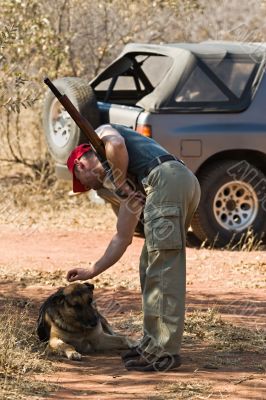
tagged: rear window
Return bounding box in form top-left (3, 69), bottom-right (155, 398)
top-left (205, 59), bottom-right (255, 97)
top-left (135, 55), bottom-right (173, 87)
top-left (175, 57), bottom-right (256, 105)
top-left (175, 66), bottom-right (228, 102)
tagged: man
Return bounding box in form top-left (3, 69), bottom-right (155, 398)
top-left (66, 123), bottom-right (201, 372)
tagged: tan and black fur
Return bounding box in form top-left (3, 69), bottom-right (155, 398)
top-left (37, 283), bottom-right (134, 360)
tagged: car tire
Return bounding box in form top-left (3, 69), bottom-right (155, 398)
top-left (186, 231), bottom-right (203, 248)
top-left (191, 160), bottom-right (266, 247)
top-left (43, 77), bottom-right (100, 164)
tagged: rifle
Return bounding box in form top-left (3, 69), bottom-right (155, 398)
top-left (44, 77), bottom-right (132, 198)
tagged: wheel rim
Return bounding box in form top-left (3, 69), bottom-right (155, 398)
top-left (49, 98), bottom-right (72, 147)
top-left (213, 180), bottom-right (259, 231)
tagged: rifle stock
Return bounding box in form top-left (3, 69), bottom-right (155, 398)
top-left (44, 77), bottom-right (139, 199)
top-left (44, 77), bottom-right (108, 167)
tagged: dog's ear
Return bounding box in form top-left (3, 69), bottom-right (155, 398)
top-left (51, 287), bottom-right (65, 305)
top-left (84, 282), bottom-right (94, 291)
top-left (56, 293), bottom-right (65, 305)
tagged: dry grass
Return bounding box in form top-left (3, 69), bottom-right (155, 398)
top-left (0, 267), bottom-right (67, 287)
top-left (114, 312), bottom-right (143, 335)
top-left (0, 166), bottom-right (116, 232)
top-left (200, 228), bottom-right (265, 251)
top-left (113, 306), bottom-right (265, 357)
top-left (0, 303), bottom-right (56, 400)
top-left (0, 267), bottom-right (136, 289)
top-left (224, 228), bottom-right (265, 251)
top-left (1, 264), bottom-right (264, 356)
top-left (184, 308), bottom-right (266, 353)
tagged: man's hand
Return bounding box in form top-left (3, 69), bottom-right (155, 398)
top-left (67, 266), bottom-right (96, 282)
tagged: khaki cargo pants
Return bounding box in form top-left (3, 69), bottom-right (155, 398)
top-left (139, 160), bottom-right (201, 356)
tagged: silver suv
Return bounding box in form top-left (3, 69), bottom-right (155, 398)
top-left (43, 41), bottom-right (266, 246)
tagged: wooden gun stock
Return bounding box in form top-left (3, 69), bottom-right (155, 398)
top-left (44, 77), bottom-right (108, 168)
top-left (44, 77), bottom-right (139, 199)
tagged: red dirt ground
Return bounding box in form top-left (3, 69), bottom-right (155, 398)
top-left (0, 224), bottom-right (265, 400)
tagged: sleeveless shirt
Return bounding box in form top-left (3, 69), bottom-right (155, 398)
top-left (106, 124), bottom-right (169, 182)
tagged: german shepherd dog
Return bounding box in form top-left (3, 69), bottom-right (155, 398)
top-left (37, 283), bottom-right (134, 360)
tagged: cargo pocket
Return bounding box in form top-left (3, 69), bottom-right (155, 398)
top-left (144, 205), bottom-right (183, 251)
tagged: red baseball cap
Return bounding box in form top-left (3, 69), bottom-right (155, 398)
top-left (67, 143), bottom-right (92, 193)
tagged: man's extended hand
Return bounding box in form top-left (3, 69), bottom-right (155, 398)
top-left (67, 266), bottom-right (96, 282)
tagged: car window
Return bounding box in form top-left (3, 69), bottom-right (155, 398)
top-left (94, 75), bottom-right (144, 90)
top-left (136, 55), bottom-right (173, 87)
top-left (95, 55), bottom-right (172, 91)
top-left (115, 76), bottom-right (145, 90)
top-left (175, 66), bottom-right (228, 102)
top-left (175, 58), bottom-right (256, 104)
top-left (95, 78), bottom-right (112, 90)
top-left (205, 59), bottom-right (255, 97)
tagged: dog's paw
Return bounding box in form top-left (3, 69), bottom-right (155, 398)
top-left (66, 351), bottom-right (82, 361)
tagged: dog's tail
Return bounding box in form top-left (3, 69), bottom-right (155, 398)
top-left (37, 300), bottom-right (50, 342)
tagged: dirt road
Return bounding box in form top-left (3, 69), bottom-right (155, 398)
top-left (0, 216), bottom-right (265, 400)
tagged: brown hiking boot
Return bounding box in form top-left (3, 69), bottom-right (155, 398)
top-left (124, 352), bottom-right (181, 372)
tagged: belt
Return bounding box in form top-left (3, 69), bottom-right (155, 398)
top-left (143, 154), bottom-right (185, 178)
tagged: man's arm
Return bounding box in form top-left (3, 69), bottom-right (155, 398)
top-left (66, 198), bottom-right (143, 282)
top-left (97, 125), bottom-right (129, 188)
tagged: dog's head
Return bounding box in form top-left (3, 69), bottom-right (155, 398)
top-left (54, 282), bottom-right (99, 329)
